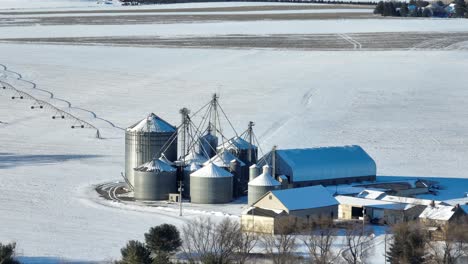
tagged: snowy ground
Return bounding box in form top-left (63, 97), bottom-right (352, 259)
top-left (0, 1), bottom-right (467, 263)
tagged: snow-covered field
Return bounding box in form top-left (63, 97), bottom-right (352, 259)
top-left (0, 1), bottom-right (468, 263)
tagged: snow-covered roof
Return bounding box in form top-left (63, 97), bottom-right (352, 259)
top-left (219, 136), bottom-right (257, 151)
top-left (273, 145), bottom-right (376, 182)
top-left (419, 205), bottom-right (459, 221)
top-left (269, 185), bottom-right (338, 211)
top-left (335, 195), bottom-right (415, 210)
top-left (190, 163), bottom-right (233, 178)
top-left (357, 189), bottom-right (387, 200)
top-left (127, 113), bottom-right (176, 133)
top-left (184, 161), bottom-right (201, 172)
top-left (381, 196), bottom-right (446, 207)
top-left (184, 151), bottom-right (209, 165)
top-left (443, 197), bottom-right (468, 214)
top-left (249, 165), bottom-right (281, 187)
top-left (159, 154), bottom-right (174, 166)
top-left (444, 197), bottom-right (468, 206)
top-left (204, 149), bottom-right (246, 167)
top-left (134, 158), bottom-right (176, 173)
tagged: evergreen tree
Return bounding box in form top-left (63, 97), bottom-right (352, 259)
top-left (117, 240), bottom-right (152, 264)
top-left (0, 243), bottom-right (20, 264)
top-left (144, 224), bottom-right (181, 256)
top-left (422, 7), bottom-right (432, 17)
top-left (374, 1), bottom-right (385, 15)
top-left (401, 3), bottom-right (409, 17)
top-left (387, 222), bottom-right (427, 264)
top-left (455, 0), bottom-right (467, 17)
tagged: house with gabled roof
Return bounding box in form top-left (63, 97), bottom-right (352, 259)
top-left (241, 185), bottom-right (338, 234)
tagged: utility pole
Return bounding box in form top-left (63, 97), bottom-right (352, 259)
top-left (247, 121), bottom-right (255, 164)
top-left (211, 93), bottom-right (218, 137)
top-left (179, 108), bottom-right (190, 158)
top-left (272, 145), bottom-right (277, 179)
top-left (175, 160), bottom-right (184, 217)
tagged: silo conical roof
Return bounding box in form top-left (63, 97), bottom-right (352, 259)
top-left (204, 149), bottom-right (246, 167)
top-left (184, 161), bottom-right (201, 172)
top-left (219, 136), bottom-right (257, 151)
top-left (190, 163), bottom-right (233, 178)
top-left (135, 159), bottom-right (176, 172)
top-left (184, 151), bottom-right (209, 165)
top-left (159, 154), bottom-right (174, 166)
top-left (248, 165), bottom-right (280, 187)
top-left (127, 113), bottom-right (176, 133)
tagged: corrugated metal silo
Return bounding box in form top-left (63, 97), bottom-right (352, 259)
top-left (133, 158), bottom-right (177, 200)
top-left (219, 136), bottom-right (258, 165)
top-left (190, 163), bottom-right (233, 204)
top-left (182, 161), bottom-right (201, 198)
top-left (198, 130), bottom-right (218, 158)
top-left (248, 165), bottom-right (281, 205)
top-left (125, 113), bottom-right (177, 187)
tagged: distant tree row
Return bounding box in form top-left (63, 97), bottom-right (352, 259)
top-left (374, 0), bottom-right (468, 18)
top-left (116, 216), bottom-right (468, 264)
top-left (122, 0), bottom-right (379, 6)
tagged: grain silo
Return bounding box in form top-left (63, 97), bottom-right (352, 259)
top-left (184, 150), bottom-right (209, 165)
top-left (125, 113), bottom-right (177, 187)
top-left (198, 129), bottom-right (218, 158)
top-left (204, 149), bottom-right (246, 168)
top-left (182, 161), bottom-right (201, 198)
top-left (248, 165), bottom-right (281, 205)
top-left (219, 136), bottom-right (258, 165)
top-left (190, 163), bottom-right (233, 204)
top-left (133, 158), bottom-right (177, 201)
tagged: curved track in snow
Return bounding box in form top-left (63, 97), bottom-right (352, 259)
top-left (0, 64), bottom-right (124, 131)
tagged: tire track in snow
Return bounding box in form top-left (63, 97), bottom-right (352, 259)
top-left (338, 33), bottom-right (362, 49)
top-left (0, 64), bottom-right (124, 130)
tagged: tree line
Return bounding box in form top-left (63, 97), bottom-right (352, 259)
top-left (122, 0), bottom-right (379, 6)
top-left (2, 216), bottom-right (467, 263)
top-left (374, 0), bottom-right (468, 18)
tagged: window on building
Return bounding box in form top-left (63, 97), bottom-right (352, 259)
top-left (269, 195), bottom-right (272, 200)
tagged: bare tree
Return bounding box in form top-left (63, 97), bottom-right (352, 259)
top-left (261, 217), bottom-right (299, 264)
top-left (302, 219), bottom-right (342, 264)
top-left (181, 217), bottom-right (241, 264)
top-left (342, 223), bottom-right (374, 264)
top-left (426, 218), bottom-right (468, 264)
top-left (235, 230), bottom-right (259, 264)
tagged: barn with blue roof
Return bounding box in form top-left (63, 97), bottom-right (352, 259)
top-left (258, 145), bottom-right (376, 187)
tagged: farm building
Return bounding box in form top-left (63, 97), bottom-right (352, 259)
top-left (335, 195), bottom-right (426, 225)
top-left (355, 179), bottom-right (430, 196)
top-left (259, 145), bottom-right (376, 187)
top-left (242, 185), bottom-right (338, 234)
top-left (419, 204), bottom-right (466, 227)
top-left (357, 189), bottom-right (448, 207)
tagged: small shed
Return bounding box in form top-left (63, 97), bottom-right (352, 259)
top-left (336, 195), bottom-right (425, 225)
top-left (419, 205), bottom-right (466, 227)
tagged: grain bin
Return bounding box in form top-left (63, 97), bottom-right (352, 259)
top-left (182, 161), bottom-right (201, 198)
top-left (204, 149), bottom-right (246, 168)
top-left (133, 158), bottom-right (177, 201)
top-left (198, 129), bottom-right (218, 158)
top-left (219, 136), bottom-right (258, 165)
top-left (125, 113), bottom-right (177, 187)
top-left (190, 163), bottom-right (233, 204)
top-left (248, 165), bottom-right (281, 205)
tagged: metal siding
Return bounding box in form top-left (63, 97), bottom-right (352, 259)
top-left (133, 170), bottom-right (177, 200)
top-left (125, 131), bottom-right (177, 186)
top-left (190, 176), bottom-right (233, 204)
top-left (248, 185), bottom-right (280, 205)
